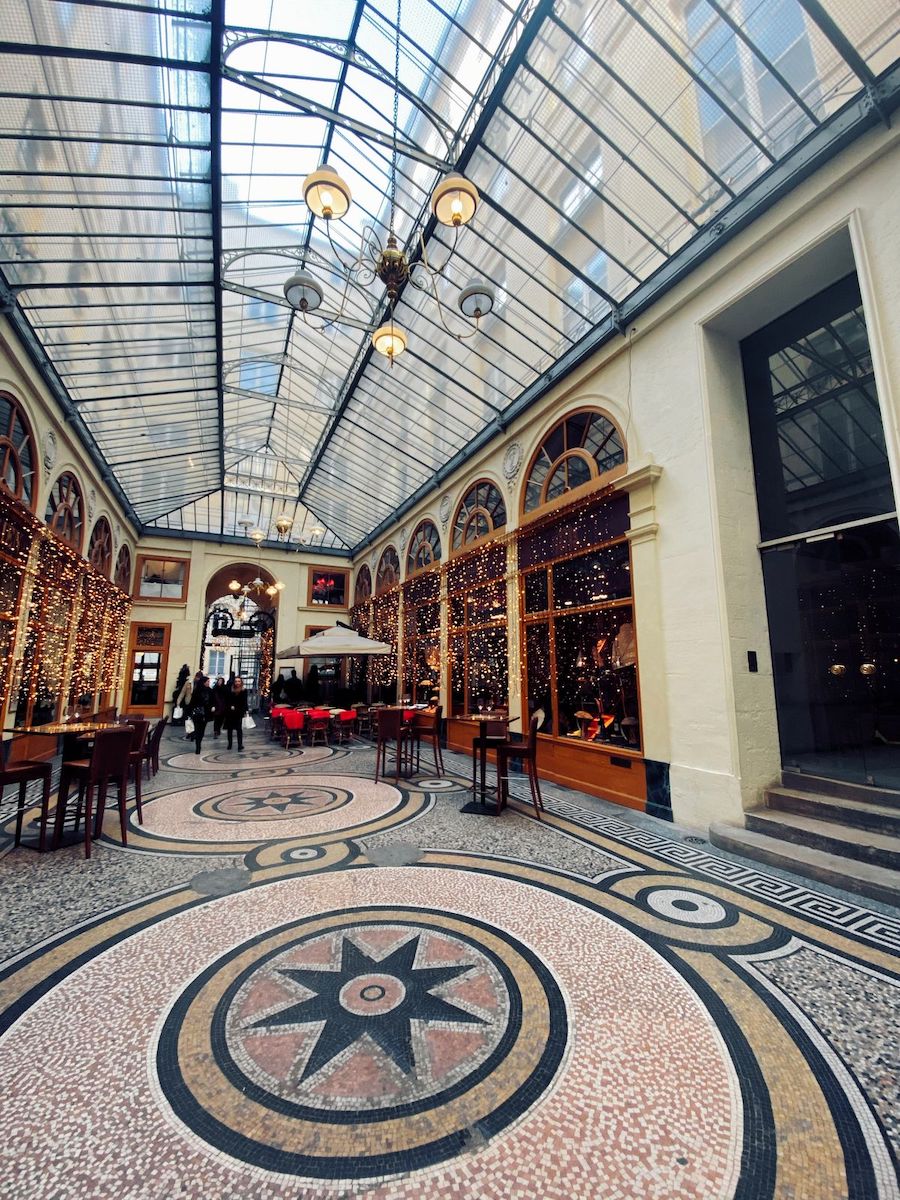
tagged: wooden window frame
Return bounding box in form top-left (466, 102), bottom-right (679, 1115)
top-left (87, 516), bottom-right (113, 578)
top-left (520, 407), bottom-right (628, 524)
top-left (406, 520), bottom-right (442, 577)
top-left (0, 391), bottom-right (39, 512)
top-left (133, 554), bottom-right (191, 604)
top-left (375, 545), bottom-right (400, 594)
top-left (125, 621), bottom-right (171, 718)
top-left (45, 470), bottom-right (85, 553)
top-left (451, 479), bottom-right (507, 554)
top-left (307, 566), bottom-right (350, 608)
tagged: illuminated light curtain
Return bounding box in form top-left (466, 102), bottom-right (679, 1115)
top-left (370, 589), bottom-right (400, 700)
top-left (446, 542), bottom-right (508, 716)
top-left (0, 488), bottom-right (131, 728)
top-left (402, 570), bottom-right (441, 703)
top-left (518, 492), bottom-right (640, 748)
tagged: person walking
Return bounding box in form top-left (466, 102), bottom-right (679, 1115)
top-left (186, 674), bottom-right (213, 755)
top-left (211, 676), bottom-right (227, 737)
top-left (224, 676), bottom-right (249, 751)
top-left (175, 669), bottom-right (196, 739)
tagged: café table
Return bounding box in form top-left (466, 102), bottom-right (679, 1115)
top-left (455, 713), bottom-right (516, 811)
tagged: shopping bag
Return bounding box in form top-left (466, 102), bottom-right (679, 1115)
top-left (173, 705), bottom-right (184, 720)
top-left (184, 717), bottom-right (195, 734)
top-left (242, 714), bottom-right (256, 731)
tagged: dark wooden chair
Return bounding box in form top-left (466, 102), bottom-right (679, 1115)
top-left (142, 717), bottom-right (168, 778)
top-left (54, 725), bottom-right (134, 857)
top-left (495, 714), bottom-right (543, 820)
top-left (354, 706), bottom-right (373, 738)
top-left (412, 705), bottom-right (444, 775)
top-left (374, 708), bottom-right (412, 784)
top-left (118, 716), bottom-right (148, 823)
top-left (0, 738), bottom-right (53, 852)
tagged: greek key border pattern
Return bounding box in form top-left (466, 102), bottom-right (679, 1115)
top-left (539, 796), bottom-right (900, 953)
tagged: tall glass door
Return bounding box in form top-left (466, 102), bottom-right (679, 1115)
top-left (743, 273), bottom-right (899, 789)
top-left (761, 519), bottom-right (900, 787)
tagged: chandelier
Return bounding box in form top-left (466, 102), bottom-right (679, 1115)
top-left (281, 0), bottom-right (494, 364)
top-left (229, 520), bottom-right (287, 602)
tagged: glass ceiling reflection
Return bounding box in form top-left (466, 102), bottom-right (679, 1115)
top-left (1, 0), bottom-right (898, 551)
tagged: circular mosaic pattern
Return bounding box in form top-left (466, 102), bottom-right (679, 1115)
top-left (196, 785), bottom-right (353, 823)
top-left (644, 888), bottom-right (733, 926)
top-left (417, 777), bottom-right (467, 792)
top-left (158, 907), bottom-right (565, 1177)
top-left (133, 776), bottom-right (409, 847)
top-left (164, 744), bottom-right (333, 773)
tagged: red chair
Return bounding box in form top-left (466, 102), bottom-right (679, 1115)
top-left (495, 714), bottom-right (543, 820)
top-left (335, 710), bottom-right (356, 744)
top-left (374, 709), bottom-right (412, 784)
top-left (281, 709), bottom-right (305, 749)
top-left (411, 705), bottom-right (444, 775)
top-left (306, 709), bottom-right (331, 747)
top-left (0, 738), bottom-right (52, 853)
top-left (54, 726), bottom-right (134, 857)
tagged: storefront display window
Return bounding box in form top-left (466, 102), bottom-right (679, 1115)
top-left (402, 571), bottom-right (440, 702)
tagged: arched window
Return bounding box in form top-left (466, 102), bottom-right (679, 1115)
top-left (375, 545), bottom-right (400, 594)
top-left (355, 564), bottom-right (372, 603)
top-left (87, 517), bottom-right (113, 577)
top-left (523, 409), bottom-right (625, 514)
top-left (406, 520), bottom-right (441, 575)
top-left (114, 543), bottom-right (132, 593)
top-left (45, 471), bottom-right (85, 551)
top-left (0, 392), bottom-right (38, 510)
top-left (452, 480), bottom-right (506, 550)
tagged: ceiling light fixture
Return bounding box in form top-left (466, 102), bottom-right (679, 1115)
top-left (283, 0), bottom-right (493, 364)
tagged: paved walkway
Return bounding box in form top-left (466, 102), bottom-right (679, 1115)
top-left (1, 729), bottom-right (898, 1198)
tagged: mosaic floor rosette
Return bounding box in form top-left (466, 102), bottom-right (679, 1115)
top-left (0, 732), bottom-right (898, 1199)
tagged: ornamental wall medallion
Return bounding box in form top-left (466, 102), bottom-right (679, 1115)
top-left (502, 441), bottom-right (522, 483)
top-left (42, 429), bottom-right (57, 472)
top-left (399, 525), bottom-right (409, 549)
top-left (87, 487), bottom-right (97, 521)
top-left (439, 494), bottom-right (451, 527)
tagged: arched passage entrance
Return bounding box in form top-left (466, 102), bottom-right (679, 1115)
top-left (202, 564), bottom-right (280, 710)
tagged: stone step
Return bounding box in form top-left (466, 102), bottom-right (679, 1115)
top-left (709, 821), bottom-right (900, 908)
top-left (744, 807), bottom-right (900, 871)
top-left (781, 770), bottom-right (900, 808)
top-left (765, 786), bottom-right (900, 837)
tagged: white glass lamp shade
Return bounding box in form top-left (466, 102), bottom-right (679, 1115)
top-left (265, 585), bottom-right (278, 597)
top-left (431, 173), bottom-right (479, 227)
top-left (458, 280), bottom-right (495, 319)
top-left (227, 579), bottom-right (241, 591)
top-left (249, 527), bottom-right (265, 544)
top-left (302, 165), bottom-right (351, 220)
top-left (372, 323), bottom-right (408, 359)
top-left (274, 512), bottom-right (294, 536)
top-left (274, 580), bottom-right (286, 591)
top-left (284, 272), bottom-right (323, 312)
top-left (309, 525), bottom-right (325, 542)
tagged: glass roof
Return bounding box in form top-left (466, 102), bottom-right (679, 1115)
top-left (1, 0), bottom-right (898, 552)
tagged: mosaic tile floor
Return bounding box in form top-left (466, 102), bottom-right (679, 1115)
top-left (1, 729), bottom-right (898, 1199)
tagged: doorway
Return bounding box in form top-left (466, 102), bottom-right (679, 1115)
top-left (743, 273), bottom-right (900, 789)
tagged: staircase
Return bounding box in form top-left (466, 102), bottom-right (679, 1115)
top-left (710, 771), bottom-right (900, 907)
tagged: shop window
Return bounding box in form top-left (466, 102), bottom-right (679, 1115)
top-left (522, 409), bottom-right (625, 514)
top-left (45, 471), bottom-right (85, 552)
top-left (452, 480), bottom-right (506, 551)
top-left (0, 392), bottom-right (38, 511)
top-left (375, 545), bottom-right (400, 594)
top-left (87, 516), bottom-right (113, 578)
top-left (406, 520), bottom-right (442, 575)
top-left (308, 567), bottom-right (348, 607)
top-left (520, 495), bottom-right (639, 749)
top-left (114, 544), bottom-right (132, 593)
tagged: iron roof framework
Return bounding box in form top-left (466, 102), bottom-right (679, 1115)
top-left (0, 0), bottom-right (898, 556)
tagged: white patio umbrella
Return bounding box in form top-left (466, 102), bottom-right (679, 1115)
top-left (276, 624), bottom-right (391, 658)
